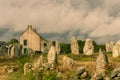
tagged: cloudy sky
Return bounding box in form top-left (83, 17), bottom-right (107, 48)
top-left (0, 0), bottom-right (120, 43)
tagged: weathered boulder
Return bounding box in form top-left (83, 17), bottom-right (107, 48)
top-left (24, 62), bottom-right (33, 75)
top-left (63, 56), bottom-right (74, 68)
top-left (111, 68), bottom-right (120, 79)
top-left (70, 37), bottom-right (79, 55)
top-left (106, 42), bottom-right (115, 52)
top-left (27, 48), bottom-right (34, 55)
top-left (47, 46), bottom-right (57, 67)
top-left (83, 39), bottom-right (94, 55)
top-left (73, 67), bottom-right (89, 80)
top-left (4, 65), bottom-right (17, 73)
top-left (55, 41), bottom-right (61, 54)
top-left (76, 67), bottom-right (85, 76)
top-left (34, 55), bottom-right (44, 70)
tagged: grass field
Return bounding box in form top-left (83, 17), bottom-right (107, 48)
top-left (0, 53), bottom-right (120, 80)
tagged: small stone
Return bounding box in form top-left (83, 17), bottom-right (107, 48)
top-left (80, 71), bottom-right (88, 79)
top-left (76, 67), bottom-right (85, 75)
top-left (24, 63), bottom-right (32, 75)
top-left (114, 77), bottom-right (120, 80)
top-left (104, 76), bottom-right (111, 80)
top-left (91, 73), bottom-right (103, 80)
top-left (111, 68), bottom-right (120, 78)
top-left (117, 73), bottom-right (120, 77)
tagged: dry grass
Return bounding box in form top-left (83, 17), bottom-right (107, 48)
top-left (0, 53), bottom-right (120, 80)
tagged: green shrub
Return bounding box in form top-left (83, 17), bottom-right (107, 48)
top-left (15, 55), bottom-right (31, 72)
top-left (60, 43), bottom-right (71, 54)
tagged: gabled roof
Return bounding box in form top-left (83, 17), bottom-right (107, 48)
top-left (20, 25), bottom-right (48, 42)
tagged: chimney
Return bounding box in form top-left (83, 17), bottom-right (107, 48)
top-left (28, 25), bottom-right (32, 30)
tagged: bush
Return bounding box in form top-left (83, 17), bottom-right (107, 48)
top-left (15, 55), bottom-right (31, 72)
top-left (7, 38), bottom-right (19, 45)
top-left (60, 43), bottom-right (71, 54)
top-left (78, 40), bottom-right (85, 53)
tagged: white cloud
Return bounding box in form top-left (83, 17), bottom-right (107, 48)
top-left (0, 0), bottom-right (120, 43)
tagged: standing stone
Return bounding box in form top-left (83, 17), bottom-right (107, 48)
top-left (70, 37), bottom-right (79, 55)
top-left (96, 49), bottom-right (109, 74)
top-left (83, 39), bottom-right (94, 55)
top-left (8, 45), bottom-right (13, 56)
top-left (10, 43), bottom-right (22, 58)
top-left (55, 41), bottom-right (61, 54)
top-left (112, 45), bottom-right (120, 58)
top-left (112, 40), bottom-right (120, 58)
top-left (91, 49), bottom-right (109, 80)
top-left (47, 46), bottom-right (57, 67)
top-left (106, 42), bottom-right (115, 52)
top-left (47, 40), bottom-right (53, 50)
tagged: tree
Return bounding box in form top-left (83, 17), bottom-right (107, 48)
top-left (78, 40), bottom-right (85, 53)
top-left (60, 43), bottom-right (71, 54)
top-left (7, 38), bottom-right (19, 45)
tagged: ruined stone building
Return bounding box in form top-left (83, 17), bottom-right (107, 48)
top-left (20, 25), bottom-right (48, 54)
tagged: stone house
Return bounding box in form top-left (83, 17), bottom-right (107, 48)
top-left (20, 25), bottom-right (48, 54)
